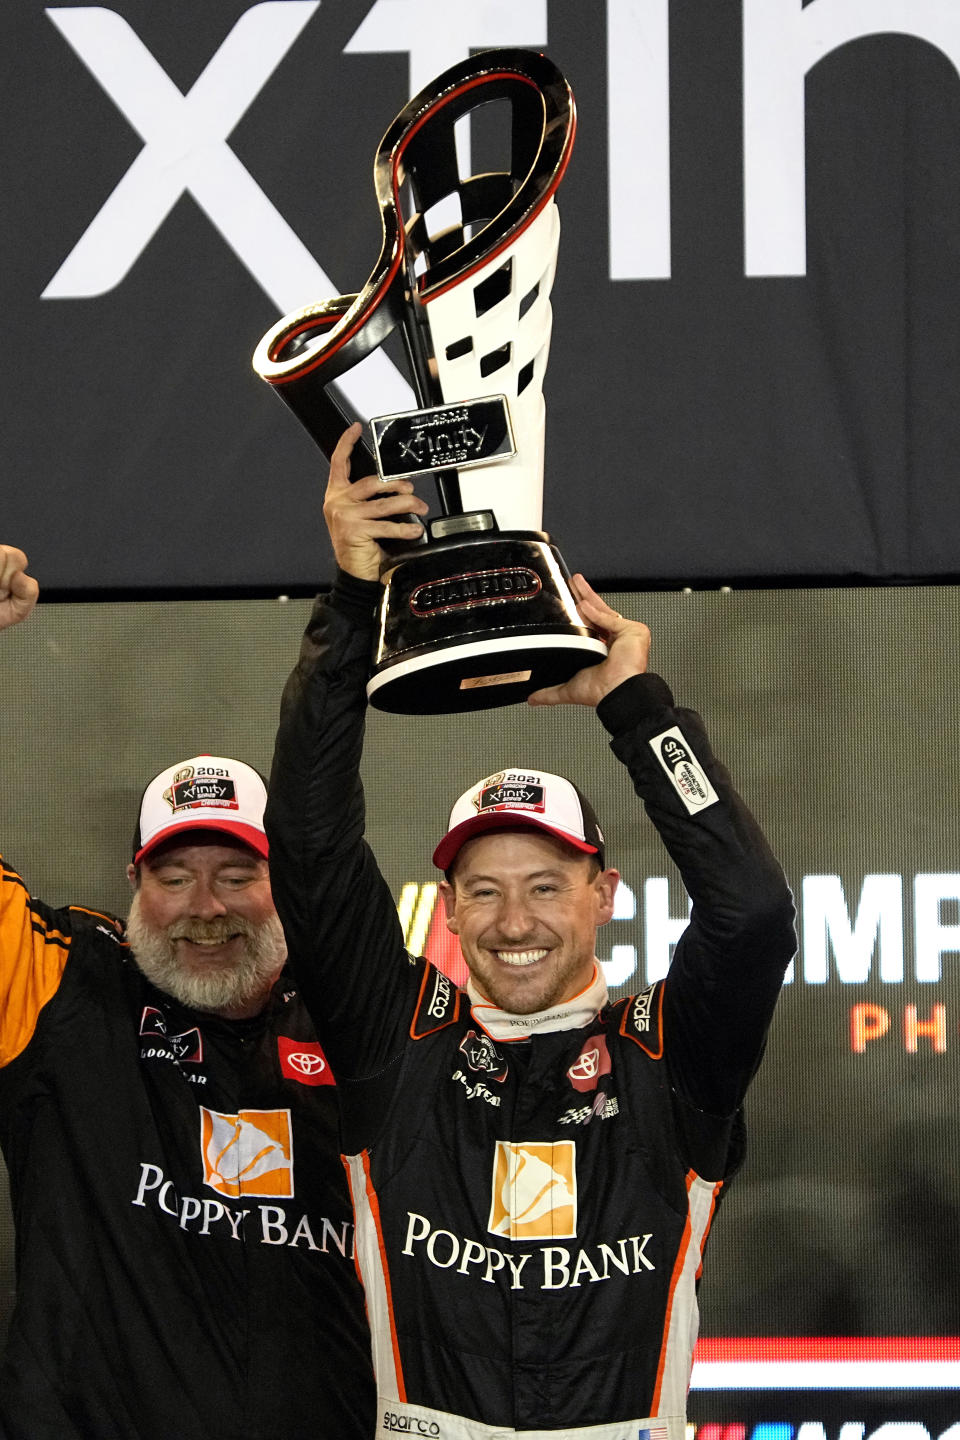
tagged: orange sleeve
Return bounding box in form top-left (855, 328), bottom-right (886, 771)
top-left (0, 855), bottom-right (72, 1066)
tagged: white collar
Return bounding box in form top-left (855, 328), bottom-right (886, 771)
top-left (467, 963), bottom-right (608, 1041)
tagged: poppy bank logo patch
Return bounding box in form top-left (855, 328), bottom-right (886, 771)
top-left (200, 1107), bottom-right (294, 1199)
top-left (488, 1140), bottom-right (577, 1241)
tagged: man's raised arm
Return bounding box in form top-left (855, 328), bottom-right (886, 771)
top-left (532, 575), bottom-right (796, 1124)
top-left (265, 429), bottom-right (430, 1078)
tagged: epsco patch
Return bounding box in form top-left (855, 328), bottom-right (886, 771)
top-left (649, 726), bottom-right (719, 815)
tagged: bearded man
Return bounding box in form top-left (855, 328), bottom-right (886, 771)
top-left (0, 544), bottom-right (374, 1440)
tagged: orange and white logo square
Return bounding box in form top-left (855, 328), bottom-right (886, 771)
top-left (200, 1107), bottom-right (294, 1199)
top-left (488, 1140), bottom-right (577, 1241)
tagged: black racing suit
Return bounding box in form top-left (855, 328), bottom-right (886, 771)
top-left (265, 575), bottom-right (796, 1436)
top-left (0, 862), bottom-right (375, 1439)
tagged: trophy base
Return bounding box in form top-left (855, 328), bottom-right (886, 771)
top-left (367, 632), bottom-right (607, 714)
top-left (367, 530), bottom-right (607, 714)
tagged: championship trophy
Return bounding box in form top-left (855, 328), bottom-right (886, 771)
top-left (253, 49), bottom-right (606, 714)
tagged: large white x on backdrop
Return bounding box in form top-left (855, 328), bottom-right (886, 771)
top-left (3, 0), bottom-right (960, 590)
top-left (2, 2), bottom-right (960, 1435)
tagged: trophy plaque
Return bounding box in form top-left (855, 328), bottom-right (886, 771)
top-left (253, 48), bottom-right (606, 714)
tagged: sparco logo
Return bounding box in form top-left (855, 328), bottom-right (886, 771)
top-left (632, 988), bottom-right (654, 1034)
top-left (382, 1413), bottom-right (440, 1436)
top-left (427, 971), bottom-right (452, 1020)
top-left (410, 567), bottom-right (541, 617)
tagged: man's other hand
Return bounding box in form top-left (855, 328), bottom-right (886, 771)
top-left (527, 575), bottom-right (651, 708)
top-left (0, 547), bottom-right (39, 631)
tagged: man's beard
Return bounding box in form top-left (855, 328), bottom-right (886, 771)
top-left (126, 891), bottom-right (287, 1015)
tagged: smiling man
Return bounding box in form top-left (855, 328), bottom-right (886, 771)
top-left (265, 428), bottom-right (798, 1439)
top-left (436, 783), bottom-right (618, 1023)
top-left (0, 545), bottom-right (374, 1440)
top-left (125, 760), bottom-right (287, 1019)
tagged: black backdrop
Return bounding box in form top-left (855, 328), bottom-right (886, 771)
top-left (4, 0), bottom-right (960, 590)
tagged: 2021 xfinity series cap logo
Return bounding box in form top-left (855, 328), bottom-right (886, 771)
top-left (475, 771), bottom-right (546, 814)
top-left (488, 1140), bottom-right (577, 1241)
top-left (649, 727), bottom-right (719, 816)
top-left (200, 1107), bottom-right (294, 1198)
top-left (163, 762), bottom-right (239, 813)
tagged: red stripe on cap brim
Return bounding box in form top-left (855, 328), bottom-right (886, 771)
top-left (134, 820), bottom-right (269, 865)
top-left (432, 813), bottom-right (598, 871)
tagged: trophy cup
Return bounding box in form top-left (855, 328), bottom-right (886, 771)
top-left (252, 48), bottom-right (606, 714)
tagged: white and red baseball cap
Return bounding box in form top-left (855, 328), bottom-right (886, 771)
top-left (132, 755), bottom-right (269, 864)
top-left (433, 767), bottom-right (605, 872)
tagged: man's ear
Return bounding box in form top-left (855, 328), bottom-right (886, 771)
top-left (438, 879), bottom-right (460, 935)
top-left (593, 868), bottom-right (620, 927)
top-left (126, 862), bottom-right (140, 892)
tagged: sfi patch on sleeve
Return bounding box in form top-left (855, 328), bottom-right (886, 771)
top-left (649, 726), bottom-right (719, 815)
